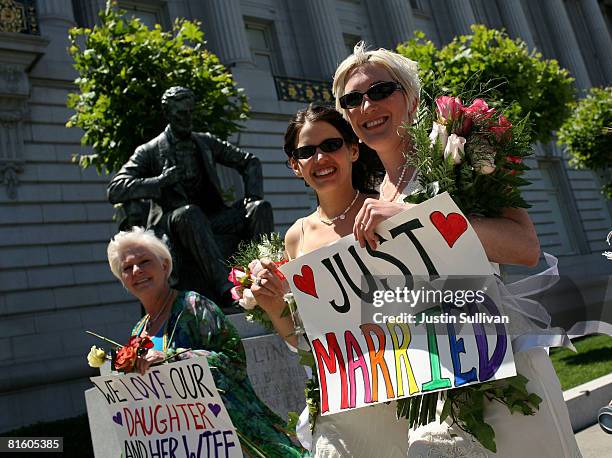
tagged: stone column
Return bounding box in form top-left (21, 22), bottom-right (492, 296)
top-left (305, 0), bottom-right (346, 79)
top-left (541, 0), bottom-right (591, 90)
top-left (444, 0), bottom-right (477, 36)
top-left (201, 0), bottom-right (254, 68)
top-left (496, 0), bottom-right (536, 49)
top-left (31, 0), bottom-right (76, 80)
top-left (73, 0), bottom-right (106, 28)
top-left (37, 0), bottom-right (76, 26)
top-left (383, 0), bottom-right (417, 45)
top-left (581, 0), bottom-right (612, 82)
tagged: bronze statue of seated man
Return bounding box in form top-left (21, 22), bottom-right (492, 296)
top-left (108, 86), bottom-right (274, 309)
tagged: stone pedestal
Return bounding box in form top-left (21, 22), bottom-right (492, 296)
top-left (242, 334), bottom-right (308, 419)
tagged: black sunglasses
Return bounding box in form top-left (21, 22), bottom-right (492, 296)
top-left (339, 81), bottom-right (403, 109)
top-left (291, 137), bottom-right (344, 160)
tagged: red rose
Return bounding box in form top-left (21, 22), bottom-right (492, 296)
top-left (464, 98), bottom-right (496, 120)
top-left (125, 335), bottom-right (153, 350)
top-left (490, 115), bottom-right (512, 142)
top-left (115, 346), bottom-right (137, 371)
top-left (126, 336), bottom-right (141, 348)
top-left (139, 336), bottom-right (153, 350)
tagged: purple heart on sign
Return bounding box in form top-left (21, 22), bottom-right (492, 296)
top-left (112, 412), bottom-right (122, 426)
top-left (208, 403), bottom-right (221, 417)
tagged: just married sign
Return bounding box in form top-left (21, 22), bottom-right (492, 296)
top-left (280, 192), bottom-right (516, 415)
top-left (89, 358), bottom-right (242, 458)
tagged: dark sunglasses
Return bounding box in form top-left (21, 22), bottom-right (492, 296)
top-left (291, 137), bottom-right (344, 160)
top-left (339, 81), bottom-right (403, 109)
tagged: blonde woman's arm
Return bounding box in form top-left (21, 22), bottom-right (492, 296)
top-left (469, 207), bottom-right (540, 267)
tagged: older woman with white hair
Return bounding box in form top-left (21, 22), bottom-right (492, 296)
top-left (106, 227), bottom-right (306, 457)
top-left (333, 44), bottom-right (581, 458)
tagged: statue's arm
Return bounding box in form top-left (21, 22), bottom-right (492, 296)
top-left (107, 147), bottom-right (164, 204)
top-left (206, 134), bottom-right (264, 200)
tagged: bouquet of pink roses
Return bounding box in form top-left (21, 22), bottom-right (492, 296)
top-left (405, 95), bottom-right (532, 217)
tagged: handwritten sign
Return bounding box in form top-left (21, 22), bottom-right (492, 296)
top-left (280, 193), bottom-right (516, 415)
top-left (90, 358), bottom-right (242, 458)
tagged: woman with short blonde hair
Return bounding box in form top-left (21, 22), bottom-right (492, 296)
top-left (333, 43), bottom-right (580, 458)
top-left (333, 42), bottom-right (420, 122)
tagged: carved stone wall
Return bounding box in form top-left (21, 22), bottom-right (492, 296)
top-left (0, 2), bottom-right (45, 199)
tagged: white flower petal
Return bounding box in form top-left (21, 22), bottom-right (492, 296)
top-left (443, 134), bottom-right (465, 165)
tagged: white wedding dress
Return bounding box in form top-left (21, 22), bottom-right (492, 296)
top-left (290, 218), bottom-right (410, 458)
top-left (293, 181), bottom-right (581, 457)
top-left (394, 183), bottom-right (582, 457)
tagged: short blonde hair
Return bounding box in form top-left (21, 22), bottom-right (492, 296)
top-left (333, 42), bottom-right (420, 120)
top-left (107, 227), bottom-right (172, 281)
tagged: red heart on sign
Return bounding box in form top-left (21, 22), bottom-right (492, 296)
top-left (430, 211), bottom-right (468, 248)
top-left (293, 265), bottom-right (318, 298)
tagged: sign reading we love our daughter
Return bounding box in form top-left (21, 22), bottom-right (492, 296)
top-left (280, 192), bottom-right (516, 415)
top-left (90, 359), bottom-right (242, 458)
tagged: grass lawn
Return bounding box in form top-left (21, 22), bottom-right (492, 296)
top-left (550, 334), bottom-right (612, 390)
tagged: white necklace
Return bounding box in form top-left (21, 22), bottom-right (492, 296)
top-left (317, 190), bottom-right (360, 225)
top-left (381, 162), bottom-right (417, 202)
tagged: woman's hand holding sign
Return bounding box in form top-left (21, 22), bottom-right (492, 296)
top-left (353, 199), bottom-right (415, 250)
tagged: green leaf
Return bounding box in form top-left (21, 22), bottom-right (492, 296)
top-left (286, 411), bottom-right (299, 433)
top-left (66, 3), bottom-right (249, 172)
top-left (440, 397), bottom-right (452, 422)
top-left (397, 25), bottom-right (575, 144)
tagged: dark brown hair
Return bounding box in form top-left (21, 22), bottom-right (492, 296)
top-left (284, 104), bottom-right (384, 193)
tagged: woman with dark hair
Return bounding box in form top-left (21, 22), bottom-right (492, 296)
top-left (251, 104), bottom-right (409, 457)
top-left (253, 104), bottom-right (384, 348)
top-left (283, 103), bottom-right (385, 195)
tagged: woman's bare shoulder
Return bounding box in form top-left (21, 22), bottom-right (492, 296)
top-left (284, 213), bottom-right (314, 259)
top-left (284, 218), bottom-right (302, 260)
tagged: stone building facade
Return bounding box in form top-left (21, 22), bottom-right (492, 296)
top-left (0, 0), bottom-right (611, 432)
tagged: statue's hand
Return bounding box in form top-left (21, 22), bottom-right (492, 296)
top-left (243, 196), bottom-right (260, 208)
top-left (158, 165), bottom-right (181, 186)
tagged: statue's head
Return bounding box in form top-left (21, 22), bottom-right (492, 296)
top-left (161, 86), bottom-right (195, 139)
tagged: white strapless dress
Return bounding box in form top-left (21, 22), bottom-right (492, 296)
top-left (408, 347), bottom-right (582, 457)
top-left (395, 183), bottom-right (582, 457)
top-left (312, 402), bottom-right (409, 457)
top-left (297, 181), bottom-right (581, 457)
